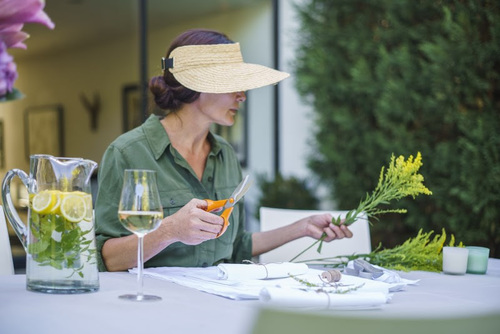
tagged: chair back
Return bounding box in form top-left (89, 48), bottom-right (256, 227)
top-left (259, 207), bottom-right (371, 263)
top-left (0, 205), bottom-right (15, 275)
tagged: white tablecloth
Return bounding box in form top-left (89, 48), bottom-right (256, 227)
top-left (1, 259), bottom-right (499, 334)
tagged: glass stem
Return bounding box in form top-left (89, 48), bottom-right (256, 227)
top-left (137, 235), bottom-right (144, 300)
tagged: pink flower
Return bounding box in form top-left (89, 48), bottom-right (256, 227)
top-left (0, 0), bottom-right (55, 49)
top-left (0, 0), bottom-right (54, 99)
top-left (0, 27), bottom-right (29, 49)
top-left (0, 0), bottom-right (55, 28)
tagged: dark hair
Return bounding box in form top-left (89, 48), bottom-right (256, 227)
top-left (149, 29), bottom-right (234, 112)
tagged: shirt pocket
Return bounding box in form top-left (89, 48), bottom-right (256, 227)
top-left (160, 189), bottom-right (195, 216)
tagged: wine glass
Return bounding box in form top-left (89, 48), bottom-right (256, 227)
top-left (118, 169), bottom-right (163, 301)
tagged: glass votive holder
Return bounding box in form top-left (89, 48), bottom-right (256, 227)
top-left (466, 246), bottom-right (490, 274)
top-left (442, 246), bottom-right (469, 275)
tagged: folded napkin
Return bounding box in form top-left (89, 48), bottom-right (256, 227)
top-left (132, 266), bottom-right (264, 299)
top-left (133, 265), bottom-right (393, 303)
top-left (260, 287), bottom-right (389, 310)
top-left (217, 262), bottom-right (309, 280)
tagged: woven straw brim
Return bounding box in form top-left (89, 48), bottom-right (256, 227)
top-left (172, 63), bottom-right (290, 93)
top-left (168, 43), bottom-right (289, 93)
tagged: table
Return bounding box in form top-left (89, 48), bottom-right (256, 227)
top-left (1, 259), bottom-right (499, 334)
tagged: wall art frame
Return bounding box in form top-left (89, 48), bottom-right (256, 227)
top-left (24, 104), bottom-right (64, 161)
top-left (122, 84), bottom-right (142, 133)
top-left (122, 83), bottom-right (165, 133)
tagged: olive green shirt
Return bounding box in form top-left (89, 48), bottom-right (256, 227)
top-left (95, 115), bottom-right (252, 271)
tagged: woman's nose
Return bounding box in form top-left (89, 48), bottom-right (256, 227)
top-left (236, 91), bottom-right (246, 102)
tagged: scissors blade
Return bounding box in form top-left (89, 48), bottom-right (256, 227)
top-left (225, 175), bottom-right (253, 208)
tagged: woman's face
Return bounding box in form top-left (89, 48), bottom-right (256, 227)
top-left (196, 91), bottom-right (246, 126)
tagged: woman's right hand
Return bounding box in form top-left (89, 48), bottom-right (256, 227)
top-left (162, 198), bottom-right (224, 245)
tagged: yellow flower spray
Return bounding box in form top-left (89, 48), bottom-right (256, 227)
top-left (291, 152), bottom-right (432, 262)
top-left (296, 228), bottom-right (461, 272)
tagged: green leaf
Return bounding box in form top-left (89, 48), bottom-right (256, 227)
top-left (0, 88), bottom-right (24, 102)
top-left (331, 216), bottom-right (342, 226)
top-left (28, 240), bottom-right (49, 254)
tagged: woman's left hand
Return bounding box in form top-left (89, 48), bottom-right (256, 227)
top-left (304, 213), bottom-right (353, 242)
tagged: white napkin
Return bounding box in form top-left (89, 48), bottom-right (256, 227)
top-left (133, 265), bottom-right (393, 304)
top-left (260, 287), bottom-right (389, 310)
top-left (131, 266), bottom-right (264, 299)
top-left (217, 262), bottom-right (309, 280)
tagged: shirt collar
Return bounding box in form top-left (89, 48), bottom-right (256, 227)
top-left (207, 131), bottom-right (223, 156)
top-left (142, 115), bottom-right (170, 160)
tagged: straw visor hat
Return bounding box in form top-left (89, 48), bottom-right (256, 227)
top-left (163, 43), bottom-right (290, 94)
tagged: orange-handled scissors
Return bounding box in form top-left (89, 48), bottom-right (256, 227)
top-left (205, 175), bottom-right (253, 237)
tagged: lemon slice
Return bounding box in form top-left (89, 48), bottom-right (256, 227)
top-left (32, 190), bottom-right (56, 214)
top-left (60, 194), bottom-right (87, 223)
top-left (49, 190), bottom-right (62, 214)
top-left (83, 194), bottom-right (93, 221)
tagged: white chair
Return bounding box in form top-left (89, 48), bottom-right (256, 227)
top-left (258, 207), bottom-right (371, 263)
top-left (0, 205), bottom-right (15, 275)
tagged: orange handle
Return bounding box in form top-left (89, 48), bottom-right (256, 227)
top-left (205, 199), bottom-right (227, 212)
top-left (216, 207), bottom-right (234, 238)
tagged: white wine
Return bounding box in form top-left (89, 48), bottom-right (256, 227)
top-left (118, 210), bottom-right (163, 235)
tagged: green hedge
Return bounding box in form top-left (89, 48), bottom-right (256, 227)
top-left (294, 0), bottom-right (500, 256)
top-left (254, 173), bottom-right (319, 220)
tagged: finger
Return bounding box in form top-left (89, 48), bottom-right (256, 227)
top-left (322, 227), bottom-right (336, 242)
top-left (202, 211), bottom-right (224, 225)
top-left (199, 220), bottom-right (225, 234)
top-left (196, 229), bottom-right (220, 241)
top-left (340, 224), bottom-right (353, 238)
top-left (192, 198), bottom-right (210, 210)
top-left (181, 230), bottom-right (218, 245)
top-left (192, 198), bottom-right (223, 213)
top-left (184, 217), bottom-right (223, 239)
top-left (329, 224), bottom-right (347, 239)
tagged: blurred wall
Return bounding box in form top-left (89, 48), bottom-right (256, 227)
top-left (0, 3), bottom-right (276, 180)
top-left (0, 0), bottom-right (325, 218)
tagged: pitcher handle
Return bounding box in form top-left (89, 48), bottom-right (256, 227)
top-left (1, 169), bottom-right (30, 250)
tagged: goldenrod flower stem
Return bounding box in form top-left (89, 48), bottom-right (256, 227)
top-left (289, 233), bottom-right (326, 262)
top-left (290, 152), bottom-right (432, 263)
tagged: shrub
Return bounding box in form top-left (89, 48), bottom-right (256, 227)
top-left (254, 173), bottom-right (319, 220)
top-left (294, 0), bottom-right (500, 256)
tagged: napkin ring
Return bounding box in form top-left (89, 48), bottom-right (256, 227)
top-left (258, 263), bottom-right (269, 279)
top-left (242, 260), bottom-right (269, 279)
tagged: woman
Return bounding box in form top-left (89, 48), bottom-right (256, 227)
top-left (95, 29), bottom-right (352, 272)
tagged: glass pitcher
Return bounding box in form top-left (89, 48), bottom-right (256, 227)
top-left (2, 154), bottom-right (99, 294)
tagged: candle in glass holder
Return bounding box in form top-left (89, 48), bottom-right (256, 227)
top-left (442, 246), bottom-right (469, 275)
top-left (466, 246), bottom-right (490, 274)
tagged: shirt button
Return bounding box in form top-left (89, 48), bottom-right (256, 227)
top-left (170, 199), bottom-right (175, 205)
top-left (207, 177), bottom-right (213, 182)
top-left (201, 262), bottom-right (208, 267)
